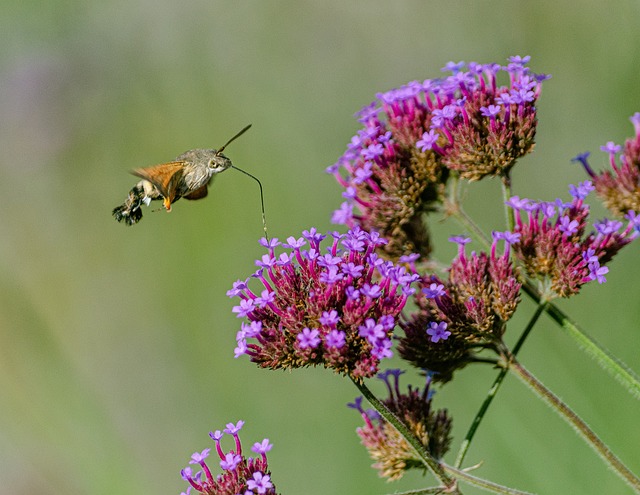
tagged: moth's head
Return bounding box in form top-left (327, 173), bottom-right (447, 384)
top-left (207, 151), bottom-right (232, 174)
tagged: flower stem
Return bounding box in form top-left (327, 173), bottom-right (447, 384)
top-left (507, 357), bottom-right (640, 493)
top-left (522, 282), bottom-right (640, 399)
top-left (443, 464), bottom-right (537, 495)
top-left (500, 174), bottom-right (515, 233)
top-left (454, 301), bottom-right (548, 468)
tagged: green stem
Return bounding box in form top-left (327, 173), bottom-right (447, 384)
top-left (385, 488), bottom-right (447, 495)
top-left (522, 282), bottom-right (640, 400)
top-left (454, 301), bottom-right (548, 468)
top-left (501, 174), bottom-right (515, 233)
top-left (508, 358), bottom-right (640, 493)
top-left (443, 464), bottom-right (537, 495)
top-left (351, 378), bottom-right (460, 493)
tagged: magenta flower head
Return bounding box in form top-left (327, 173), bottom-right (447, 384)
top-left (574, 112), bottom-right (640, 217)
top-left (348, 370), bottom-right (452, 480)
top-left (398, 235), bottom-right (521, 381)
top-left (229, 227), bottom-right (418, 380)
top-left (180, 421), bottom-right (278, 495)
top-left (328, 56), bottom-right (547, 261)
top-left (507, 184), bottom-right (637, 298)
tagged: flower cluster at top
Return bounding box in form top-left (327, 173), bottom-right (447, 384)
top-left (348, 369), bottom-right (452, 480)
top-left (399, 233), bottom-right (521, 381)
top-left (180, 421), bottom-right (277, 495)
top-left (506, 181), bottom-right (639, 298)
top-left (327, 56), bottom-right (548, 260)
top-left (228, 227), bottom-right (419, 380)
top-left (573, 112), bottom-right (640, 217)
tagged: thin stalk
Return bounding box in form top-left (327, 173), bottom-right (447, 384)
top-left (508, 358), bottom-right (640, 493)
top-left (454, 301), bottom-right (548, 468)
top-left (388, 488), bottom-right (447, 495)
top-left (500, 174), bottom-right (515, 232)
top-left (522, 282), bottom-right (640, 399)
top-left (443, 464), bottom-right (538, 495)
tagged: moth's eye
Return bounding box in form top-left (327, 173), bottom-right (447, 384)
top-left (208, 159), bottom-right (218, 168)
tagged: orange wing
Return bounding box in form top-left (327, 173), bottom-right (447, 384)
top-left (132, 161), bottom-right (185, 211)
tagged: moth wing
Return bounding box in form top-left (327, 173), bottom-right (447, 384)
top-left (132, 162), bottom-right (185, 208)
top-left (184, 184), bottom-right (209, 201)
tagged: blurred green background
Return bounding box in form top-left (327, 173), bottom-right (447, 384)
top-left (1, 1), bottom-right (639, 494)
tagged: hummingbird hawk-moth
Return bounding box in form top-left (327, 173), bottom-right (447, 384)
top-left (112, 124), bottom-right (268, 238)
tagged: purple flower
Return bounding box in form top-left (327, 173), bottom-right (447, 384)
top-left (190, 449), bottom-right (211, 465)
top-left (297, 328), bottom-right (321, 349)
top-left (588, 261), bottom-right (609, 284)
top-left (448, 235), bottom-right (471, 246)
top-left (480, 104), bottom-right (501, 118)
top-left (361, 283), bottom-right (382, 298)
top-left (251, 439), bottom-right (273, 455)
top-left (325, 330), bottom-right (346, 348)
top-left (423, 283), bottom-right (446, 298)
top-left (505, 196), bottom-right (530, 210)
top-left (220, 453), bottom-right (242, 471)
top-left (232, 299), bottom-right (255, 318)
top-left (224, 421), bottom-right (245, 435)
top-left (427, 321), bottom-right (451, 343)
top-left (416, 130), bottom-right (441, 152)
top-left (247, 472), bottom-right (273, 494)
top-left (558, 215), bottom-right (579, 236)
top-left (319, 310), bottom-right (340, 326)
top-left (569, 180), bottom-right (595, 200)
top-left (600, 141), bottom-right (622, 155)
top-left (362, 142), bottom-right (385, 160)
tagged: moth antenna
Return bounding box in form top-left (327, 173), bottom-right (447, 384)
top-left (230, 165), bottom-right (269, 242)
top-left (217, 124), bottom-right (252, 155)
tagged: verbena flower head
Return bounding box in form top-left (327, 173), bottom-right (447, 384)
top-left (348, 370), bottom-right (452, 480)
top-left (399, 234), bottom-right (521, 382)
top-left (229, 228), bottom-right (419, 380)
top-left (574, 112), bottom-right (640, 217)
top-left (328, 56), bottom-right (547, 260)
top-left (507, 184), bottom-right (638, 298)
top-left (180, 421), bottom-right (277, 495)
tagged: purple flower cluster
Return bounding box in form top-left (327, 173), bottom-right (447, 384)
top-left (180, 421), bottom-right (277, 495)
top-left (574, 112), bottom-right (640, 217)
top-left (507, 182), bottom-right (638, 297)
top-left (228, 227), bottom-right (419, 380)
top-left (327, 56), bottom-right (547, 260)
top-left (399, 234), bottom-right (521, 381)
top-left (348, 369), bottom-right (452, 480)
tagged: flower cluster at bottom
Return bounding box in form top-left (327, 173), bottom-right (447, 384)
top-left (180, 421), bottom-right (277, 495)
top-left (228, 227), bottom-right (418, 380)
top-left (349, 370), bottom-right (452, 480)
